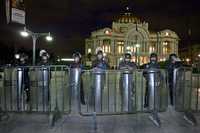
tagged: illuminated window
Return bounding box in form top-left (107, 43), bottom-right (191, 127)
top-left (163, 47), bottom-right (168, 54)
top-left (102, 39), bottom-right (111, 53)
top-left (88, 48), bottom-right (91, 53)
top-left (186, 58), bottom-right (190, 62)
top-left (165, 32), bottom-right (169, 36)
top-left (126, 46), bottom-right (131, 50)
top-left (149, 46), bottom-right (155, 53)
top-left (103, 45), bottom-right (110, 53)
top-left (117, 41), bottom-right (124, 45)
top-left (118, 45), bottom-right (124, 54)
top-left (163, 41), bottom-right (168, 46)
top-left (130, 47), bottom-right (136, 53)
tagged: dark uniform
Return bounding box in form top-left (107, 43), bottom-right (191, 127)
top-left (92, 59), bottom-right (109, 70)
top-left (92, 50), bottom-right (109, 70)
top-left (119, 61), bottom-right (137, 71)
top-left (166, 54), bottom-right (182, 105)
top-left (143, 53), bottom-right (160, 107)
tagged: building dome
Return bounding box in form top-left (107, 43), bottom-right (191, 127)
top-left (115, 12), bottom-right (141, 24)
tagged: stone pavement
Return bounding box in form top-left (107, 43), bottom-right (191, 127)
top-left (0, 109), bottom-right (200, 133)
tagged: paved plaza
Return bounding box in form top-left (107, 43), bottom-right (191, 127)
top-left (0, 108), bottom-right (200, 133)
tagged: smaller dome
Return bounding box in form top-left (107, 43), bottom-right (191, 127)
top-left (115, 12), bottom-right (141, 24)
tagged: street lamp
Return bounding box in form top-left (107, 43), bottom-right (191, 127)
top-left (20, 27), bottom-right (53, 65)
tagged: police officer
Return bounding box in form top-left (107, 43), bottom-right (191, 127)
top-left (91, 48), bottom-right (108, 112)
top-left (119, 52), bottom-right (137, 70)
top-left (39, 50), bottom-right (50, 66)
top-left (92, 49), bottom-right (109, 69)
top-left (17, 53), bottom-right (30, 103)
top-left (70, 52), bottom-right (85, 105)
top-left (166, 53), bottom-right (182, 106)
top-left (118, 52), bottom-right (137, 112)
top-left (143, 53), bottom-right (160, 107)
top-left (38, 50), bottom-right (51, 111)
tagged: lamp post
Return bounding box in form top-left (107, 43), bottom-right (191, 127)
top-left (20, 27), bottom-right (53, 65)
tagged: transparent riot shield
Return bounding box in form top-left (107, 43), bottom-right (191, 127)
top-left (120, 70), bottom-right (135, 112)
top-left (92, 69), bottom-right (105, 113)
top-left (2, 67), bottom-right (15, 111)
top-left (145, 68), bottom-right (162, 112)
top-left (173, 67), bottom-right (192, 111)
top-left (145, 68), bottom-right (162, 127)
top-left (173, 67), bottom-right (197, 125)
top-left (38, 66), bottom-right (50, 111)
top-left (16, 67), bottom-right (24, 110)
top-left (69, 68), bottom-right (81, 115)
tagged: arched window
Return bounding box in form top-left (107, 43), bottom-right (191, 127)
top-left (102, 39), bottom-right (111, 53)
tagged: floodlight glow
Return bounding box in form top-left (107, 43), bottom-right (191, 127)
top-left (61, 58), bottom-right (74, 62)
top-left (136, 44), bottom-right (140, 48)
top-left (15, 54), bottom-right (20, 59)
top-left (20, 31), bottom-right (29, 37)
top-left (46, 33), bottom-right (53, 41)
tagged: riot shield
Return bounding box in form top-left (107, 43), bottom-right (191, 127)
top-left (145, 68), bottom-right (162, 112)
top-left (69, 68), bottom-right (81, 114)
top-left (173, 67), bottom-right (192, 111)
top-left (120, 69), bottom-right (135, 112)
top-left (92, 69), bottom-right (105, 113)
top-left (37, 66), bottom-right (50, 111)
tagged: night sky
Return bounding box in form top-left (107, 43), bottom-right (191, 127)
top-left (0, 0), bottom-right (200, 57)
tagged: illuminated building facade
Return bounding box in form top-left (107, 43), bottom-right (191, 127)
top-left (85, 11), bottom-right (179, 67)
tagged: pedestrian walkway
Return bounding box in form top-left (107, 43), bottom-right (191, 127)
top-left (0, 109), bottom-right (199, 133)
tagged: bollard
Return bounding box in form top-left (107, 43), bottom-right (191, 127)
top-left (121, 70), bottom-right (134, 112)
top-left (70, 68), bottom-right (81, 115)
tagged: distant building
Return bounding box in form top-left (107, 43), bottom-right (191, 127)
top-left (179, 44), bottom-right (200, 64)
top-left (85, 10), bottom-right (179, 67)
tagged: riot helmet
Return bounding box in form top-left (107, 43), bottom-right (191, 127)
top-left (169, 53), bottom-right (177, 64)
top-left (73, 52), bottom-right (82, 63)
top-left (96, 50), bottom-right (103, 60)
top-left (150, 53), bottom-right (158, 64)
top-left (39, 50), bottom-right (49, 64)
top-left (19, 53), bottom-right (28, 65)
top-left (124, 52), bottom-right (132, 62)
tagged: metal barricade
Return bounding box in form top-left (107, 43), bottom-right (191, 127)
top-left (80, 69), bottom-right (168, 115)
top-left (0, 65), bottom-right (70, 114)
top-left (173, 67), bottom-right (192, 112)
top-left (191, 73), bottom-right (200, 112)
